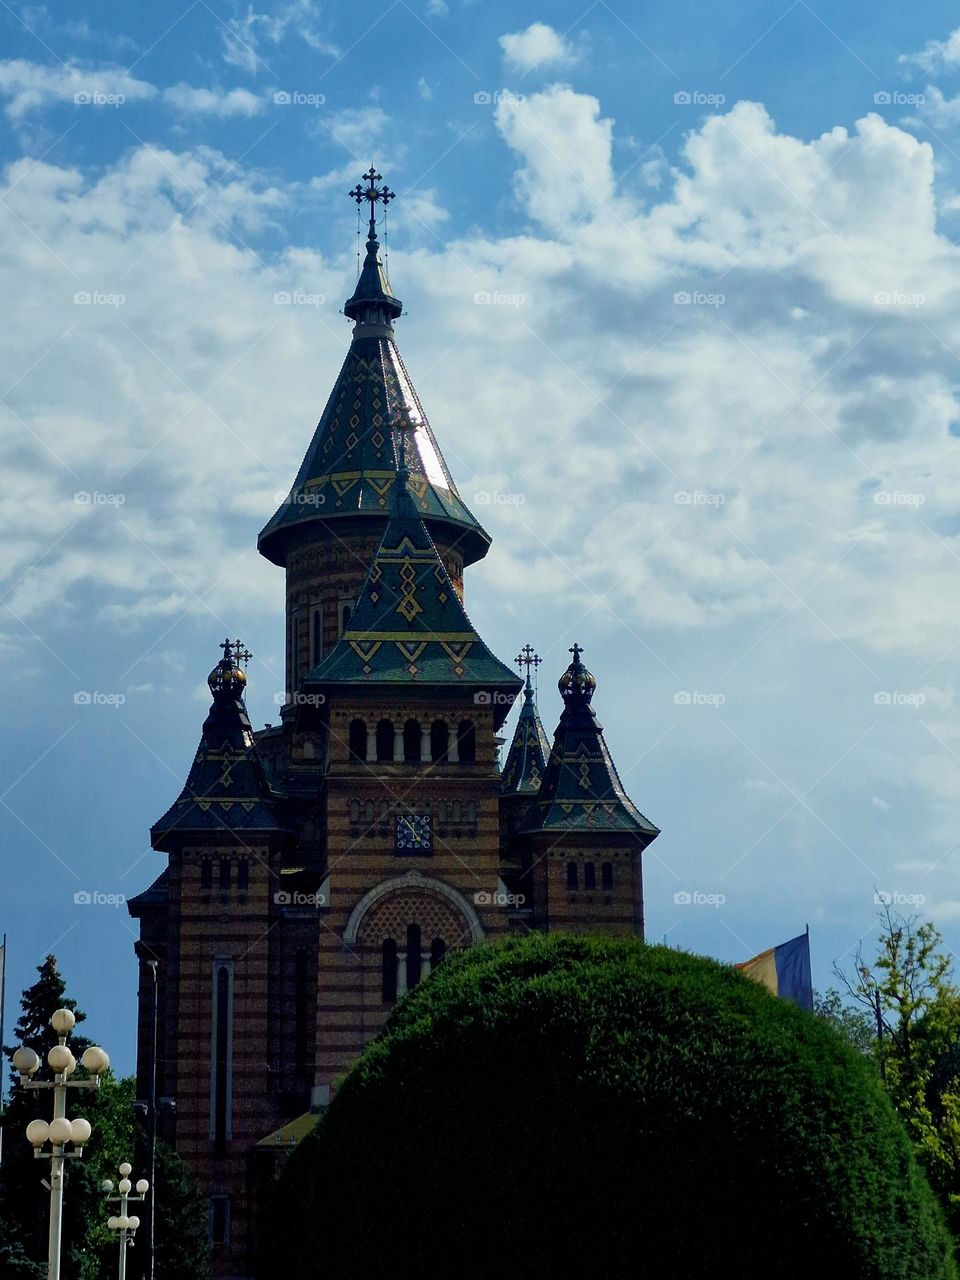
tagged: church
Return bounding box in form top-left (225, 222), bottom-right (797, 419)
top-left (127, 169), bottom-right (660, 1279)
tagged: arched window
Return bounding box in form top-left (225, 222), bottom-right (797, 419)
top-left (382, 939), bottom-right (398, 1003)
top-left (602, 862), bottom-right (613, 892)
top-left (219, 859), bottom-right (232, 894)
top-left (466, 800), bottom-right (477, 828)
top-left (364, 800), bottom-right (374, 827)
top-left (431, 938), bottom-right (446, 968)
top-left (584, 862), bottom-right (596, 891)
top-left (201, 860), bottom-right (213, 892)
top-left (406, 923), bottom-right (422, 989)
top-left (566, 861), bottom-right (578, 890)
top-left (457, 719), bottom-right (476, 764)
top-left (376, 719), bottom-right (395, 762)
top-left (430, 719), bottom-right (449, 763)
top-left (452, 800), bottom-right (462, 827)
top-left (404, 719), bottom-right (421, 762)
top-left (236, 860), bottom-right (249, 894)
top-left (348, 719), bottom-right (366, 762)
top-left (341, 604), bottom-right (352, 635)
top-left (438, 799), bottom-right (447, 827)
top-left (349, 799), bottom-right (361, 826)
top-left (312, 608), bottom-right (322, 665)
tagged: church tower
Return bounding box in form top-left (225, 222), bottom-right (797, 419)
top-left (128, 169), bottom-right (658, 1280)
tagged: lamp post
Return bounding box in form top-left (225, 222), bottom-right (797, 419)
top-left (13, 1007), bottom-right (111, 1280)
top-left (103, 1161), bottom-right (149, 1280)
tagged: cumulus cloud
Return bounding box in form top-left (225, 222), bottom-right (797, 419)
top-left (499, 21), bottom-right (579, 72)
top-left (899, 25), bottom-right (960, 75)
top-left (161, 83), bottom-right (264, 118)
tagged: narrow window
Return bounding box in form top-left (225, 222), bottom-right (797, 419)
top-left (382, 938), bottom-right (398, 1003)
top-left (236, 860), bottom-right (249, 894)
top-left (341, 604), bottom-right (352, 635)
top-left (452, 800), bottom-right (462, 827)
top-left (404, 719), bottom-right (422, 763)
top-left (566, 861), bottom-right (578, 890)
top-left (438, 799), bottom-right (447, 827)
top-left (466, 801), bottom-right (477, 829)
top-left (201, 860), bottom-right (213, 892)
top-left (294, 950), bottom-right (309, 1070)
top-left (457, 720), bottom-right (476, 765)
top-left (364, 800), bottom-right (374, 827)
top-left (210, 960), bottom-right (233, 1148)
top-left (349, 799), bottom-right (361, 826)
top-left (348, 719), bottom-right (366, 762)
top-left (210, 1197), bottom-right (230, 1247)
top-left (406, 923), bottom-right (422, 989)
top-left (219, 859), bottom-right (231, 894)
top-left (584, 862), bottom-right (596, 891)
top-left (376, 719), bottom-right (395, 762)
top-left (602, 862), bottom-right (613, 892)
top-left (312, 608), bottom-right (323, 665)
top-left (430, 719), bottom-right (448, 763)
top-left (431, 938), bottom-right (446, 968)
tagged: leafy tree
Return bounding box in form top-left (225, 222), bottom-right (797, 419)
top-left (814, 985), bottom-right (876, 1056)
top-left (835, 905), bottom-right (960, 1230)
top-left (269, 934), bottom-right (957, 1280)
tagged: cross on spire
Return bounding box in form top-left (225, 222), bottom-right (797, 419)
top-left (569, 642), bottom-right (585, 664)
top-left (219, 638), bottom-right (252, 666)
top-left (349, 167), bottom-right (396, 235)
top-left (516, 644), bottom-right (542, 692)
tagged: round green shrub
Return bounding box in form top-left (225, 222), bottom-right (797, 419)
top-left (269, 934), bottom-right (957, 1280)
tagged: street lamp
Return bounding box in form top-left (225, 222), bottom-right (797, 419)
top-left (14, 1006), bottom-right (111, 1280)
top-left (103, 1161), bottom-right (149, 1280)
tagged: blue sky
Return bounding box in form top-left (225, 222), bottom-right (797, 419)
top-left (4, 0), bottom-right (960, 1072)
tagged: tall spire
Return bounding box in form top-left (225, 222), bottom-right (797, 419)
top-left (344, 166), bottom-right (402, 327)
top-left (258, 165), bottom-right (489, 569)
top-left (501, 644), bottom-right (550, 795)
top-left (518, 645), bottom-right (659, 836)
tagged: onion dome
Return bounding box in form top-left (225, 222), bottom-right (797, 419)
top-left (558, 643), bottom-right (597, 707)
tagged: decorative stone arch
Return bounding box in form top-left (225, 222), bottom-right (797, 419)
top-left (343, 871), bottom-right (485, 946)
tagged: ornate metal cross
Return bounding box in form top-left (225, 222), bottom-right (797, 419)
top-left (233, 639), bottom-right (253, 666)
top-left (569, 643), bottom-right (585, 664)
top-left (516, 644), bottom-right (542, 682)
top-left (349, 167), bottom-right (396, 226)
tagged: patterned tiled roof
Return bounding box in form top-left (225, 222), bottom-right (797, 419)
top-left (258, 234), bottom-right (489, 568)
top-left (151, 653), bottom-right (288, 846)
top-left (501, 681), bottom-right (551, 794)
top-left (518, 649), bottom-right (659, 838)
top-left (305, 482), bottom-right (521, 695)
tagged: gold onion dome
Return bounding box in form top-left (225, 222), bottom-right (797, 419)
top-left (559, 643), bottom-right (596, 705)
top-left (208, 638), bottom-right (250, 700)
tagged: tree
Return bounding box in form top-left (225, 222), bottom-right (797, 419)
top-left (835, 905), bottom-right (960, 1230)
top-left (814, 985), bottom-right (876, 1056)
top-left (268, 934), bottom-right (957, 1280)
top-left (0, 956), bottom-right (209, 1280)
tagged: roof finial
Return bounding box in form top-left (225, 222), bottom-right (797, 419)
top-left (559, 642), bottom-right (596, 706)
top-left (349, 166), bottom-right (395, 242)
top-left (515, 644), bottom-right (542, 697)
top-left (210, 637), bottom-right (249, 700)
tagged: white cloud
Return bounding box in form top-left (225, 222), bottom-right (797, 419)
top-left (0, 60), bottom-right (155, 119)
top-left (322, 106), bottom-right (391, 158)
top-left (899, 26), bottom-right (960, 75)
top-left (161, 83), bottom-right (264, 118)
top-left (221, 0), bottom-right (338, 74)
top-left (499, 22), bottom-right (579, 72)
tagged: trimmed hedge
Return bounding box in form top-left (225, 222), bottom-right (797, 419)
top-left (268, 934), bottom-right (957, 1279)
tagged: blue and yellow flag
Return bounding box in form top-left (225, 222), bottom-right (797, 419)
top-left (736, 931), bottom-right (812, 1011)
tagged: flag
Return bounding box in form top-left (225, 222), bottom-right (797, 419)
top-left (735, 930), bottom-right (812, 1011)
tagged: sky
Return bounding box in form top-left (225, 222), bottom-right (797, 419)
top-left (3, 0), bottom-right (960, 1073)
